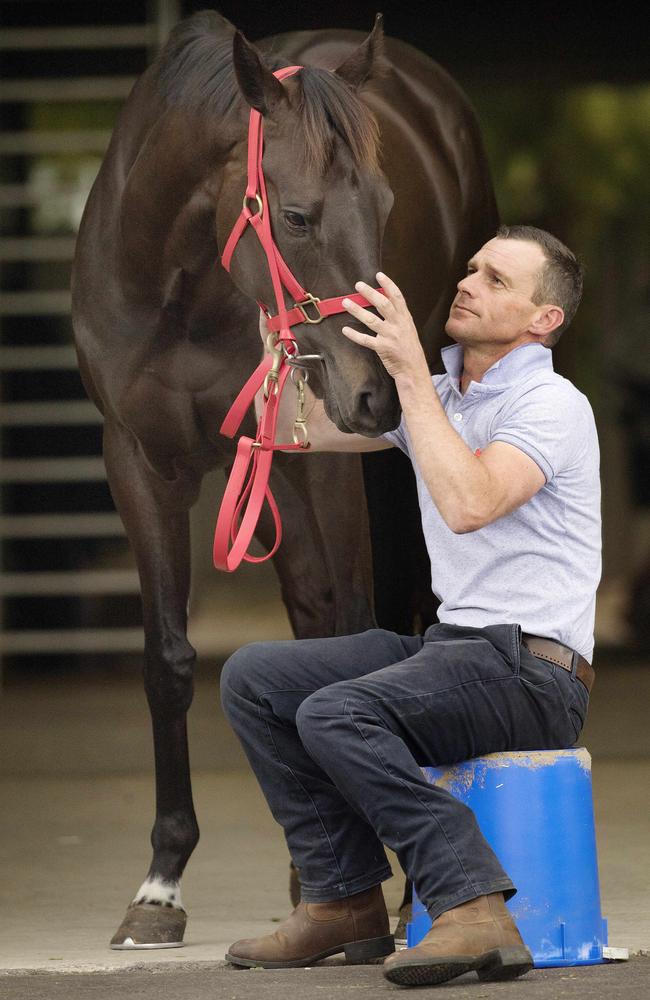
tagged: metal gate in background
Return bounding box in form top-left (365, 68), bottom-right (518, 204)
top-left (0, 1), bottom-right (181, 667)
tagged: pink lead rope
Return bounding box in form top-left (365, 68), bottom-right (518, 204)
top-left (214, 66), bottom-right (381, 572)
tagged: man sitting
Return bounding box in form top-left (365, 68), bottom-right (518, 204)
top-left (220, 225), bottom-right (600, 987)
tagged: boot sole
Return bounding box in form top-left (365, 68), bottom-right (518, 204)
top-left (226, 933), bottom-right (395, 969)
top-left (384, 945), bottom-right (534, 986)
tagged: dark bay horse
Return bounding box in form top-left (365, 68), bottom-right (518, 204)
top-left (71, 10), bottom-right (498, 947)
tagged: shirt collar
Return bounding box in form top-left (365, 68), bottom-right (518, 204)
top-left (440, 342), bottom-right (554, 394)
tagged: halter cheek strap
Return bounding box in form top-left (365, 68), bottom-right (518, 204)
top-left (214, 65), bottom-right (383, 572)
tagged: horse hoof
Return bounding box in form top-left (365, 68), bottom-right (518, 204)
top-left (110, 902), bottom-right (187, 949)
top-left (394, 901), bottom-right (412, 946)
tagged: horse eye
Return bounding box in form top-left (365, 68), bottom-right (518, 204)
top-left (283, 211), bottom-right (307, 230)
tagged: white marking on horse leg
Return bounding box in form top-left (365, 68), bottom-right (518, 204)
top-left (133, 876), bottom-right (184, 910)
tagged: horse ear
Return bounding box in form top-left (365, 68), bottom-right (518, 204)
top-left (232, 31), bottom-right (286, 116)
top-left (334, 13), bottom-right (386, 90)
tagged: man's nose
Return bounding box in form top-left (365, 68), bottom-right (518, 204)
top-left (457, 273), bottom-right (476, 295)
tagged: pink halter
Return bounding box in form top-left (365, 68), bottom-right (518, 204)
top-left (213, 66), bottom-right (381, 572)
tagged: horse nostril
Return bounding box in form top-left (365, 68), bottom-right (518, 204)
top-left (346, 382), bottom-right (400, 435)
top-left (359, 391), bottom-right (374, 418)
top-left (358, 389), bottom-right (386, 426)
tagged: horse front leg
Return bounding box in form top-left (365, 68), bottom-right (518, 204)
top-left (103, 419), bottom-right (200, 949)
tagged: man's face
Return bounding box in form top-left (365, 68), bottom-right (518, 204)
top-left (445, 238), bottom-right (546, 347)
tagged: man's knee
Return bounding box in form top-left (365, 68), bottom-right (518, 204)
top-left (295, 685), bottom-right (347, 755)
top-left (220, 642), bottom-right (272, 712)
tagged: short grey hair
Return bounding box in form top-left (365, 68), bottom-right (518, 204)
top-left (496, 224), bottom-right (584, 346)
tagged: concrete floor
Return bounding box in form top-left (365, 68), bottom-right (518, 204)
top-left (0, 652), bottom-right (649, 979)
top-left (2, 959), bottom-right (650, 1000)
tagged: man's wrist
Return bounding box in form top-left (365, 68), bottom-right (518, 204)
top-left (394, 361), bottom-right (433, 400)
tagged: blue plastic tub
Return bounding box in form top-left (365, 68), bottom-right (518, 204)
top-left (407, 748), bottom-right (608, 967)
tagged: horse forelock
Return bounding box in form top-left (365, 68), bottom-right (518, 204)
top-left (154, 12), bottom-right (380, 176)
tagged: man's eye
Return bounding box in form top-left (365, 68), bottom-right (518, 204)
top-left (492, 275), bottom-right (503, 285)
top-left (283, 211), bottom-right (307, 230)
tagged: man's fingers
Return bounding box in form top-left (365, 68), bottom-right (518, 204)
top-left (376, 271), bottom-right (405, 304)
top-left (354, 280), bottom-right (393, 317)
top-left (341, 297), bottom-right (381, 329)
top-left (341, 325), bottom-right (379, 351)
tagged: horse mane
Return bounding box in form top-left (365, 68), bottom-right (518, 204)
top-left (154, 10), bottom-right (380, 174)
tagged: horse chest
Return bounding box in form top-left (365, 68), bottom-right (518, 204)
top-left (117, 342), bottom-right (255, 468)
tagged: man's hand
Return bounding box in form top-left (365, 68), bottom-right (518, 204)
top-left (341, 273), bottom-right (429, 383)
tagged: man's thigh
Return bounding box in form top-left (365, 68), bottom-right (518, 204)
top-left (315, 623), bottom-right (574, 766)
top-left (220, 627), bottom-right (423, 726)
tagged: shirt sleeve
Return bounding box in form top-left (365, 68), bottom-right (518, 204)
top-left (489, 382), bottom-right (589, 482)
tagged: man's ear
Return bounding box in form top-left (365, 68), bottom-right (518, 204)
top-left (530, 304), bottom-right (564, 339)
top-left (334, 13), bottom-right (387, 90)
top-left (232, 31), bottom-right (287, 116)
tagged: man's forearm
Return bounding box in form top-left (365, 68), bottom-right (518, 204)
top-left (394, 367), bottom-right (492, 533)
top-left (341, 276), bottom-right (495, 532)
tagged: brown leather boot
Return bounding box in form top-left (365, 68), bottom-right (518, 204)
top-left (226, 884), bottom-right (394, 968)
top-left (383, 892), bottom-right (533, 986)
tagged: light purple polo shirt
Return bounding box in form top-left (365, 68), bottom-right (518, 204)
top-left (384, 342), bottom-right (602, 662)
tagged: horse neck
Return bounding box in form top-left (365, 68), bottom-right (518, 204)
top-left (117, 105), bottom-right (238, 307)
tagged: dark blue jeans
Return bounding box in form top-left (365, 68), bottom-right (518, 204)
top-left (220, 622), bottom-right (589, 921)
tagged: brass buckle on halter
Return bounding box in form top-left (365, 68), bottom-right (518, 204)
top-left (295, 293), bottom-right (323, 324)
top-left (243, 193), bottom-right (264, 218)
top-left (263, 331), bottom-right (283, 398)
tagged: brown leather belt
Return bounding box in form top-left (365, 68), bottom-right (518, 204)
top-left (522, 633), bottom-right (595, 694)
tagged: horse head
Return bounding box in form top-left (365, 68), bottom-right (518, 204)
top-left (217, 17), bottom-right (400, 436)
